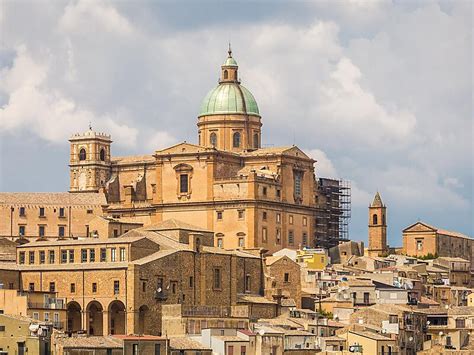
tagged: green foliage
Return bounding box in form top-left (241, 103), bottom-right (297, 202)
top-left (414, 253), bottom-right (438, 260)
top-left (317, 309), bottom-right (333, 319)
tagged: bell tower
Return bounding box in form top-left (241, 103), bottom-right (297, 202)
top-left (368, 192), bottom-right (388, 256)
top-left (69, 127), bottom-right (112, 192)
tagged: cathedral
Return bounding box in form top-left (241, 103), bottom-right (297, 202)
top-left (2, 48), bottom-right (350, 253)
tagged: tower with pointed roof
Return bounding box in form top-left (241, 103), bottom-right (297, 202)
top-left (197, 46), bottom-right (262, 152)
top-left (368, 192), bottom-right (388, 256)
top-left (69, 128), bottom-right (112, 192)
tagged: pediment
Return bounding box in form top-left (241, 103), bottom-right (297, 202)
top-left (403, 221), bottom-right (437, 233)
top-left (155, 142), bottom-right (211, 155)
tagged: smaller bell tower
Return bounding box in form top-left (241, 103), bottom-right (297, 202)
top-left (69, 127), bottom-right (112, 192)
top-left (368, 192), bottom-right (388, 256)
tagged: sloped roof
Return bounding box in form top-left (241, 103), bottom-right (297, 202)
top-left (169, 337), bottom-right (211, 350)
top-left (59, 336), bottom-right (122, 349)
top-left (155, 142), bottom-right (212, 155)
top-left (371, 192), bottom-right (384, 207)
top-left (0, 192), bottom-right (106, 206)
top-left (144, 219), bottom-right (211, 233)
top-left (111, 154), bottom-right (154, 164)
top-left (242, 146), bottom-right (312, 160)
top-left (403, 222), bottom-right (471, 239)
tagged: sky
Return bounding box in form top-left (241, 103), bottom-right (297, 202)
top-left (0, 0), bottom-right (472, 246)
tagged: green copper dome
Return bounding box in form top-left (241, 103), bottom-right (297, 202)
top-left (223, 56), bottom-right (238, 67)
top-left (199, 83), bottom-right (260, 117)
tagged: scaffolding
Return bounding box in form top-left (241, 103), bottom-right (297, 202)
top-left (314, 178), bottom-right (351, 249)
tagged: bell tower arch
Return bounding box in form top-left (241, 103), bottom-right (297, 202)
top-left (69, 127), bottom-right (112, 192)
top-left (368, 192), bottom-right (388, 256)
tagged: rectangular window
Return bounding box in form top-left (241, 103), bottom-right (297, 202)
top-left (49, 282), bottom-right (55, 292)
top-left (92, 283), bottom-right (97, 293)
top-left (262, 227), bottom-right (268, 243)
top-left (39, 207), bottom-right (45, 217)
top-left (416, 240), bottom-right (423, 251)
top-left (217, 238), bottom-right (223, 248)
top-left (113, 229), bottom-right (118, 238)
top-left (33, 312), bottom-right (39, 320)
top-left (89, 249), bottom-right (95, 262)
top-left (19, 225), bottom-right (25, 236)
top-left (87, 209), bottom-right (93, 214)
top-left (289, 215), bottom-right (293, 224)
top-left (100, 248), bottom-right (107, 262)
top-left (29, 283), bottom-right (35, 291)
top-left (189, 276), bottom-right (194, 288)
top-left (262, 187), bottom-right (267, 196)
top-left (302, 232), bottom-right (308, 246)
top-left (59, 207), bottom-right (65, 217)
top-left (217, 211), bottom-right (223, 220)
top-left (262, 211), bottom-right (267, 220)
top-left (154, 344), bottom-right (161, 355)
top-left (119, 247), bottom-right (126, 261)
top-left (245, 274), bottom-right (251, 292)
top-left (276, 229), bottom-right (281, 244)
top-left (111, 248), bottom-right (117, 262)
top-left (240, 346), bottom-right (246, 355)
top-left (81, 249), bottom-right (87, 263)
top-left (276, 189), bottom-right (281, 198)
top-left (284, 273), bottom-right (290, 283)
top-left (288, 230), bottom-right (294, 245)
top-left (39, 251), bottom-right (45, 264)
top-left (294, 171), bottom-right (303, 198)
top-left (58, 226), bottom-right (65, 237)
top-left (61, 250), bottom-right (67, 264)
top-left (44, 312), bottom-right (49, 322)
top-left (19, 251), bottom-right (25, 264)
top-left (456, 319), bottom-right (465, 328)
top-left (303, 217), bottom-right (307, 226)
top-left (70, 283), bottom-right (76, 293)
top-left (49, 250), bottom-right (55, 264)
top-left (114, 281), bottom-right (120, 295)
top-left (213, 268), bottom-right (222, 290)
top-left (142, 282), bottom-right (146, 292)
top-left (19, 207), bottom-right (26, 216)
top-left (29, 251), bottom-right (35, 264)
top-left (39, 225), bottom-right (45, 237)
top-left (68, 250), bottom-right (74, 263)
top-left (228, 345), bottom-right (234, 355)
top-left (132, 344), bottom-right (138, 355)
top-left (238, 210), bottom-right (245, 220)
top-left (238, 237), bottom-right (244, 247)
top-left (179, 174), bottom-right (189, 193)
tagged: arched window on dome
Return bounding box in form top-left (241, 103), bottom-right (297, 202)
top-left (233, 132), bottom-right (241, 148)
top-left (100, 148), bottom-right (105, 161)
top-left (373, 214), bottom-right (378, 225)
top-left (79, 148), bottom-right (86, 161)
top-left (253, 133), bottom-right (259, 149)
top-left (223, 70), bottom-right (228, 79)
top-left (210, 132), bottom-right (217, 147)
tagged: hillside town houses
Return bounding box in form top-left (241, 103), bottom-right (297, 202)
top-left (1, 49), bottom-right (473, 354)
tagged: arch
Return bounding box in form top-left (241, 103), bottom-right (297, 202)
top-left (210, 132), bottom-right (217, 147)
top-left (373, 214), bottom-right (378, 225)
top-left (79, 148), bottom-right (86, 161)
top-left (138, 305), bottom-right (149, 335)
top-left (223, 70), bottom-right (228, 79)
top-left (108, 300), bottom-right (126, 335)
top-left (100, 148), bottom-right (105, 161)
top-left (86, 301), bottom-right (104, 335)
top-left (253, 133), bottom-right (259, 149)
top-left (66, 301), bottom-right (82, 333)
top-left (233, 132), bottom-right (241, 148)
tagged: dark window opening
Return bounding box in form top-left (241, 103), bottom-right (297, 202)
top-left (79, 148), bottom-right (86, 161)
top-left (180, 174), bottom-right (189, 193)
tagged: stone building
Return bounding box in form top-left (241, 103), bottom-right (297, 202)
top-left (63, 48), bottom-right (350, 253)
top-left (0, 192), bottom-right (106, 240)
top-left (0, 220), bottom-right (267, 336)
top-left (402, 221), bottom-right (473, 270)
top-left (264, 255), bottom-right (302, 309)
top-left (367, 192), bottom-right (388, 257)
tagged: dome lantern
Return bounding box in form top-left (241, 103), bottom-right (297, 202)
top-left (220, 44), bottom-right (239, 83)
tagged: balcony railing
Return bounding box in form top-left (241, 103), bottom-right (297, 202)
top-left (28, 302), bottom-right (66, 310)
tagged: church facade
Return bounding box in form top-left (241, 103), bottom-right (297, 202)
top-left (1, 49), bottom-right (349, 253)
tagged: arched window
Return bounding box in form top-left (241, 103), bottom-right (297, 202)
top-left (253, 133), bottom-right (259, 149)
top-left (223, 70), bottom-right (228, 79)
top-left (210, 132), bottom-right (217, 147)
top-left (100, 148), bottom-right (105, 161)
top-left (373, 214), bottom-right (378, 225)
top-left (79, 148), bottom-right (86, 161)
top-left (233, 132), bottom-right (241, 148)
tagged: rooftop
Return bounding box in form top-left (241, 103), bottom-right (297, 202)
top-left (0, 192), bottom-right (106, 206)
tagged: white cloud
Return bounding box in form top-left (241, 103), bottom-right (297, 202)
top-left (59, 0), bottom-right (135, 36)
top-left (146, 130), bottom-right (177, 151)
top-left (306, 149), bottom-right (338, 178)
top-left (0, 46), bottom-right (138, 147)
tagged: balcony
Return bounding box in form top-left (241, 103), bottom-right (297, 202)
top-left (28, 302), bottom-right (66, 310)
top-left (154, 290), bottom-right (168, 301)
